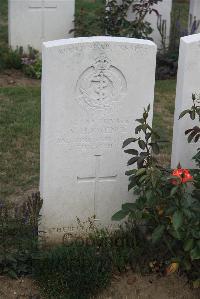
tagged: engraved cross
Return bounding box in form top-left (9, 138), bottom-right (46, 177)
top-left (29, 0), bottom-right (57, 39)
top-left (77, 155), bottom-right (117, 220)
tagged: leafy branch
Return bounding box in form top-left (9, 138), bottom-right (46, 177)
top-left (179, 93), bottom-right (200, 143)
top-left (123, 104), bottom-right (160, 171)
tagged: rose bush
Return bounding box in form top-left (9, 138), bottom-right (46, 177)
top-left (112, 98), bottom-right (200, 286)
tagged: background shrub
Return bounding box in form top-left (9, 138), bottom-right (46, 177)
top-left (0, 193), bottom-right (43, 278)
top-left (73, 0), bottom-right (160, 39)
top-left (34, 243), bottom-right (112, 299)
top-left (0, 45), bottom-right (41, 79)
top-left (112, 102), bottom-right (200, 286)
top-left (0, 47), bottom-right (23, 71)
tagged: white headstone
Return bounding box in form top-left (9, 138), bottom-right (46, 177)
top-left (171, 34), bottom-right (200, 169)
top-left (40, 36), bottom-right (157, 243)
top-left (188, 0), bottom-right (200, 34)
top-left (125, 0), bottom-right (172, 51)
top-left (8, 0), bottom-right (75, 51)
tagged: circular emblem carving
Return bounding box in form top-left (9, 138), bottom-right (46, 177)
top-left (76, 54), bottom-right (127, 110)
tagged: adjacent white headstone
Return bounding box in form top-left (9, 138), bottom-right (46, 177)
top-left (145, 0), bottom-right (172, 50)
top-left (126, 0), bottom-right (172, 51)
top-left (171, 34), bottom-right (200, 169)
top-left (8, 0), bottom-right (75, 51)
top-left (40, 36), bottom-right (157, 242)
top-left (188, 0), bottom-right (200, 34)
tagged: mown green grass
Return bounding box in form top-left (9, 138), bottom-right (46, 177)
top-left (153, 80), bottom-right (176, 166)
top-left (0, 87), bottom-right (40, 198)
top-left (0, 80), bottom-right (176, 198)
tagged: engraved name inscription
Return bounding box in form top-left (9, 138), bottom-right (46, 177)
top-left (56, 118), bottom-right (131, 151)
top-left (58, 42), bottom-right (151, 56)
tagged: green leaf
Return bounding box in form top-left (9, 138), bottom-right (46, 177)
top-left (140, 152), bottom-right (148, 157)
top-left (137, 156), bottom-right (145, 168)
top-left (125, 169), bottom-right (135, 176)
top-left (170, 186), bottom-right (179, 197)
top-left (169, 228), bottom-right (182, 240)
top-left (194, 133), bottom-right (200, 143)
top-left (183, 208), bottom-right (193, 218)
top-left (145, 132), bottom-right (151, 141)
top-left (151, 142), bottom-right (160, 154)
top-left (136, 118), bottom-right (144, 124)
top-left (138, 140), bottom-right (146, 150)
top-left (189, 110), bottom-right (196, 120)
top-left (197, 240), bottom-right (200, 248)
top-left (122, 203), bottom-right (136, 211)
top-left (190, 246), bottom-right (200, 260)
top-left (112, 209), bottom-right (129, 221)
top-left (188, 131), bottom-right (196, 143)
top-left (192, 230), bottom-right (200, 239)
top-left (183, 239), bottom-right (194, 252)
top-left (127, 156), bottom-right (139, 166)
top-left (147, 104), bottom-right (150, 112)
top-left (152, 132), bottom-right (160, 140)
top-left (182, 259), bottom-right (191, 271)
top-left (152, 225), bottom-right (165, 244)
top-left (145, 189), bottom-right (152, 201)
top-left (185, 128), bottom-right (193, 135)
top-left (135, 168), bottom-right (146, 176)
top-left (179, 109), bottom-right (190, 119)
top-left (128, 180), bottom-right (136, 191)
top-left (172, 211), bottom-right (183, 231)
top-left (124, 149), bottom-right (138, 155)
top-left (122, 138), bottom-right (137, 148)
top-left (128, 174), bottom-right (136, 182)
top-left (138, 175), bottom-right (148, 184)
top-left (196, 107), bottom-right (200, 115)
top-left (135, 125), bottom-right (143, 134)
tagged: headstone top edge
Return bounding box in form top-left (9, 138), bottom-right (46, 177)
top-left (42, 36), bottom-right (157, 49)
top-left (181, 33), bottom-right (200, 44)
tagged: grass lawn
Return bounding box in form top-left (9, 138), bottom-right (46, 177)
top-left (0, 87), bottom-right (40, 198)
top-left (0, 80), bottom-right (176, 198)
top-left (153, 80), bottom-right (176, 164)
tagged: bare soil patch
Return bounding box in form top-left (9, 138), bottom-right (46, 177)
top-left (99, 272), bottom-right (199, 299)
top-left (0, 272), bottom-right (199, 299)
top-left (0, 70), bottom-right (40, 87)
top-left (0, 276), bottom-right (41, 299)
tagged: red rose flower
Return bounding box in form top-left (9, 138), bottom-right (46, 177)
top-left (172, 168), bottom-right (193, 185)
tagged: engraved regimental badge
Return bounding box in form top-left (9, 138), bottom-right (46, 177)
top-left (76, 53), bottom-right (127, 110)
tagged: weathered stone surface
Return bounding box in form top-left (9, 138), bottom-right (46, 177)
top-left (188, 0), bottom-right (200, 34)
top-left (40, 36), bottom-right (156, 242)
top-left (144, 0), bottom-right (172, 50)
top-left (171, 33), bottom-right (200, 169)
top-left (9, 0), bottom-right (75, 51)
